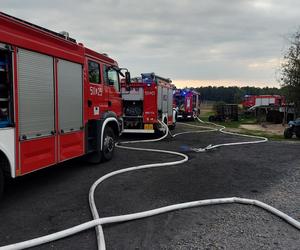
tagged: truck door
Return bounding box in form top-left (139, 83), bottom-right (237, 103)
top-left (186, 94), bottom-right (192, 113)
top-left (86, 60), bottom-right (108, 120)
top-left (103, 65), bottom-right (122, 117)
top-left (57, 59), bottom-right (84, 161)
top-left (0, 44), bottom-right (13, 128)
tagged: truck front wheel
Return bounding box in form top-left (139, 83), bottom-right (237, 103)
top-left (295, 127), bottom-right (300, 139)
top-left (86, 151), bottom-right (103, 164)
top-left (284, 127), bottom-right (293, 139)
top-left (102, 126), bottom-right (115, 162)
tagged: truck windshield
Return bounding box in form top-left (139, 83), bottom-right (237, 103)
top-left (175, 95), bottom-right (185, 110)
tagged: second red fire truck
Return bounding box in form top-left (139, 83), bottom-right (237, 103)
top-left (0, 12), bottom-right (130, 197)
top-left (121, 73), bottom-right (176, 133)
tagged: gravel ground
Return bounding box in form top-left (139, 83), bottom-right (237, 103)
top-left (0, 123), bottom-right (299, 250)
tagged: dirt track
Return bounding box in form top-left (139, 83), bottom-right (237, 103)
top-left (240, 123), bottom-right (287, 136)
top-left (0, 123), bottom-right (299, 249)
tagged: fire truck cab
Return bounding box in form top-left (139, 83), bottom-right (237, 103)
top-left (0, 12), bottom-right (127, 197)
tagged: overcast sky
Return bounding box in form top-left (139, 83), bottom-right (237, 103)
top-left (2, 0), bottom-right (300, 88)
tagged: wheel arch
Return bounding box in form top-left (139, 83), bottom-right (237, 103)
top-left (106, 121), bottom-right (119, 137)
top-left (100, 117), bottom-right (120, 151)
top-left (0, 149), bottom-right (12, 178)
top-left (0, 129), bottom-right (16, 178)
top-left (172, 108), bottom-right (177, 124)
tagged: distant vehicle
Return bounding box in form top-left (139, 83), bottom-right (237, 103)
top-left (121, 73), bottom-right (176, 133)
top-left (242, 95), bottom-right (285, 109)
top-left (173, 89), bottom-right (200, 120)
top-left (284, 118), bottom-right (300, 139)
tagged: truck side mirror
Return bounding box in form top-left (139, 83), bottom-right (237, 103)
top-left (125, 71), bottom-right (131, 90)
top-left (125, 71), bottom-right (131, 84)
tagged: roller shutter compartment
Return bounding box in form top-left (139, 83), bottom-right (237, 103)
top-left (168, 88), bottom-right (173, 116)
top-left (162, 87), bottom-right (168, 113)
top-left (157, 86), bottom-right (162, 111)
top-left (57, 59), bottom-right (83, 133)
top-left (17, 49), bottom-right (55, 139)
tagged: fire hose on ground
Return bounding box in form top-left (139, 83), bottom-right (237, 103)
top-left (0, 120), bottom-right (299, 250)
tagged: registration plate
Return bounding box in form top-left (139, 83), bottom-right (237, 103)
top-left (144, 124), bottom-right (153, 130)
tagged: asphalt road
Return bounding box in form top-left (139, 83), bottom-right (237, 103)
top-left (0, 123), bottom-right (299, 250)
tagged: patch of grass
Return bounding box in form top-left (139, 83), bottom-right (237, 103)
top-left (198, 115), bottom-right (257, 128)
top-left (240, 117), bottom-right (257, 124)
top-left (217, 117), bottom-right (258, 128)
top-left (199, 112), bottom-right (214, 122)
top-left (183, 118), bottom-right (297, 141)
top-left (228, 128), bottom-right (285, 141)
top-left (194, 115), bottom-right (288, 141)
top-left (217, 121), bottom-right (241, 128)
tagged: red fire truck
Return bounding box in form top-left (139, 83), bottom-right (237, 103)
top-left (173, 89), bottom-right (201, 120)
top-left (242, 95), bottom-right (285, 109)
top-left (121, 73), bottom-right (176, 133)
top-left (0, 12), bottom-right (129, 196)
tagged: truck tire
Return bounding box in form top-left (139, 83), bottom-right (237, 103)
top-left (169, 123), bottom-right (176, 130)
top-left (295, 127), bottom-right (300, 139)
top-left (284, 127), bottom-right (293, 139)
top-left (208, 115), bottom-right (215, 122)
top-left (164, 117), bottom-right (168, 125)
top-left (101, 126), bottom-right (115, 162)
top-left (85, 151), bottom-right (103, 164)
top-left (0, 167), bottom-right (4, 199)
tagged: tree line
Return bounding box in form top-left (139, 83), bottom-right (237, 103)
top-left (193, 86), bottom-right (283, 104)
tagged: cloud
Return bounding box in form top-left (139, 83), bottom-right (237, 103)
top-left (2, 0), bottom-right (299, 87)
top-left (247, 58), bottom-right (280, 69)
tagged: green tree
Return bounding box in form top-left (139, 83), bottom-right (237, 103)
top-left (195, 86), bottom-right (283, 103)
top-left (281, 29), bottom-right (300, 102)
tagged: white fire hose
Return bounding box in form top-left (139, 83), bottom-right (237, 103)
top-left (1, 120), bottom-right (299, 250)
top-left (188, 118), bottom-right (268, 152)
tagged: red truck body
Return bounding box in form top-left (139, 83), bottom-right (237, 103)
top-left (173, 89), bottom-right (201, 120)
top-left (242, 95), bottom-right (286, 109)
top-left (121, 73), bottom-right (175, 133)
top-left (0, 12), bottom-right (123, 182)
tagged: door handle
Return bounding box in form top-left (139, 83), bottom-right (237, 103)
top-left (88, 100), bottom-right (92, 107)
top-left (108, 101), bottom-right (112, 107)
